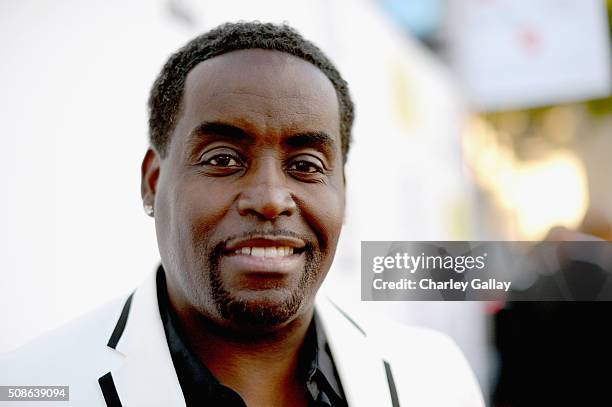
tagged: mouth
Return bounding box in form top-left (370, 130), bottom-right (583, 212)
top-left (231, 246), bottom-right (301, 257)
top-left (222, 235), bottom-right (307, 275)
top-left (224, 235), bottom-right (306, 256)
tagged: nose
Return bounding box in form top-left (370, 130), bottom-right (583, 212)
top-left (237, 159), bottom-right (296, 221)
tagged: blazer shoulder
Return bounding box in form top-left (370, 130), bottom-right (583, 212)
top-left (0, 294), bottom-right (128, 385)
top-left (316, 297), bottom-right (485, 406)
top-left (371, 318), bottom-right (485, 407)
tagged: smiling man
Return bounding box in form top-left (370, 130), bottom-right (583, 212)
top-left (141, 23), bottom-right (348, 406)
top-left (0, 22), bottom-right (484, 407)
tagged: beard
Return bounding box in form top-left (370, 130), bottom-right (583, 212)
top-left (206, 237), bottom-right (322, 328)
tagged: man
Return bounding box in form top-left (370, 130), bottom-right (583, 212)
top-left (0, 22), bottom-right (484, 406)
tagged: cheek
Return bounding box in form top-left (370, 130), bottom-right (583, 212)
top-left (176, 178), bottom-right (235, 248)
top-left (300, 184), bottom-right (345, 255)
top-left (157, 171), bottom-right (234, 257)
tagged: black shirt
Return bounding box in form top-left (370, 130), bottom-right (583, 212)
top-left (156, 266), bottom-right (348, 407)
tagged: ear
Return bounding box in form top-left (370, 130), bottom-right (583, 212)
top-left (141, 148), bottom-right (160, 211)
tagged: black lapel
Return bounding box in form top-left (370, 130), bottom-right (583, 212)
top-left (384, 360), bottom-right (400, 407)
top-left (107, 292), bottom-right (134, 349)
top-left (98, 292), bottom-right (134, 406)
top-left (98, 372), bottom-right (123, 407)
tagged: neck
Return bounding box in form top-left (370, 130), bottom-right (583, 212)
top-left (170, 294), bottom-right (313, 406)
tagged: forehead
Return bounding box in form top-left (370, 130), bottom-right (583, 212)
top-left (174, 49), bottom-right (340, 146)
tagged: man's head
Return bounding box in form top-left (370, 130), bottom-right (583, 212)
top-left (141, 22), bottom-right (353, 333)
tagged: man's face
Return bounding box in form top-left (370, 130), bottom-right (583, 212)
top-left (143, 49), bottom-right (345, 330)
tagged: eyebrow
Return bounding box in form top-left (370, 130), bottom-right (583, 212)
top-left (186, 122), bottom-right (253, 160)
top-left (187, 121), bottom-right (337, 158)
top-left (284, 131), bottom-right (336, 154)
top-left (188, 121), bottom-right (254, 144)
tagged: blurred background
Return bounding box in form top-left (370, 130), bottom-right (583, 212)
top-left (1, 0), bottom-right (610, 405)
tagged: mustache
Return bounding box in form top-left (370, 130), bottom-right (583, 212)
top-left (221, 229), bottom-right (308, 244)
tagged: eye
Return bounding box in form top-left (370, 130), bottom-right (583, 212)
top-left (288, 159), bottom-right (323, 174)
top-left (205, 154), bottom-right (241, 167)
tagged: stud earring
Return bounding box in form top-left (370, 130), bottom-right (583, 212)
top-left (144, 204), bottom-right (154, 217)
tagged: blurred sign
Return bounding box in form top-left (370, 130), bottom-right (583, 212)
top-left (379, 0), bottom-right (444, 38)
top-left (447, 0), bottom-right (612, 111)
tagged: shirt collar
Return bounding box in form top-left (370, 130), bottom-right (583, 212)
top-left (303, 311), bottom-right (346, 404)
top-left (156, 267), bottom-right (221, 403)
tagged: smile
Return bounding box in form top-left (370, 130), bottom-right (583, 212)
top-left (223, 248), bottom-right (304, 275)
top-left (233, 246), bottom-right (294, 257)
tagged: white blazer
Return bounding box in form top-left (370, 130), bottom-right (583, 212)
top-left (0, 270), bottom-right (484, 406)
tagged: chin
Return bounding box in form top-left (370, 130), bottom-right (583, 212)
top-left (215, 288), bottom-right (306, 328)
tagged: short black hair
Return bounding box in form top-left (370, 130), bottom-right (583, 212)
top-left (148, 21), bottom-right (354, 162)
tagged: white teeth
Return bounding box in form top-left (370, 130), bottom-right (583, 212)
top-left (234, 246), bottom-right (295, 257)
top-left (251, 247), bottom-right (265, 257)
